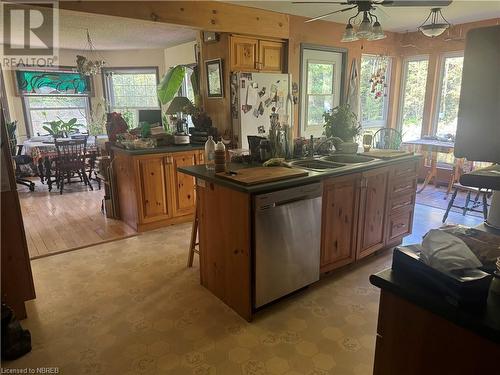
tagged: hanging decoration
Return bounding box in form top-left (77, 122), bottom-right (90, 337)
top-left (369, 55), bottom-right (388, 100)
top-left (76, 30), bottom-right (106, 76)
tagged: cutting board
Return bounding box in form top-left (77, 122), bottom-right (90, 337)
top-left (362, 149), bottom-right (412, 159)
top-left (216, 167), bottom-right (308, 186)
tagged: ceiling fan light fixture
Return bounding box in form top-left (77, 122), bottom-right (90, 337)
top-left (418, 8), bottom-right (451, 38)
top-left (368, 21), bottom-right (386, 40)
top-left (341, 23), bottom-right (359, 42)
top-left (356, 12), bottom-right (373, 38)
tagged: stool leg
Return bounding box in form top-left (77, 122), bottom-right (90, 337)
top-left (443, 188), bottom-right (458, 223)
top-left (482, 192), bottom-right (488, 220)
top-left (463, 191), bottom-right (471, 216)
top-left (187, 204), bottom-right (199, 268)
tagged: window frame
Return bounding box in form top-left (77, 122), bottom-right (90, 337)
top-left (397, 54), bottom-right (430, 140)
top-left (298, 44), bottom-right (348, 138)
top-left (102, 66), bottom-right (161, 112)
top-left (17, 67), bottom-right (93, 137)
top-left (431, 50), bottom-right (464, 137)
top-left (359, 54), bottom-right (392, 128)
top-left (305, 59), bottom-right (336, 128)
top-left (23, 95), bottom-right (91, 137)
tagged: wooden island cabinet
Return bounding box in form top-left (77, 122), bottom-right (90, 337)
top-left (180, 156), bottom-right (420, 321)
top-left (113, 147), bottom-right (204, 232)
top-left (321, 160), bottom-right (417, 272)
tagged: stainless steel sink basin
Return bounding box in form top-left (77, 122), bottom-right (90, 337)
top-left (289, 159), bottom-right (345, 171)
top-left (321, 154), bottom-right (375, 164)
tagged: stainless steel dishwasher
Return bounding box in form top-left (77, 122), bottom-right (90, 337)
top-left (254, 182), bottom-right (322, 308)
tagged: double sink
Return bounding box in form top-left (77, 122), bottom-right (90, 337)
top-left (289, 154), bottom-right (376, 171)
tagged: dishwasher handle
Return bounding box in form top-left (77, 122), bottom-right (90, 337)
top-left (257, 195), bottom-right (317, 210)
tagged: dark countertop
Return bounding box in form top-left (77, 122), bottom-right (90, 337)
top-left (111, 144), bottom-right (204, 155)
top-left (370, 268), bottom-right (500, 344)
top-left (178, 154), bottom-right (422, 194)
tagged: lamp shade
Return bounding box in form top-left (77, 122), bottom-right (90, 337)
top-left (166, 96), bottom-right (194, 115)
top-left (341, 23), bottom-right (359, 42)
top-left (419, 23), bottom-right (449, 37)
top-left (356, 12), bottom-right (373, 38)
top-left (368, 21), bottom-right (387, 40)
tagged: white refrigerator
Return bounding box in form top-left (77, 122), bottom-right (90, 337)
top-left (231, 72), bottom-right (293, 150)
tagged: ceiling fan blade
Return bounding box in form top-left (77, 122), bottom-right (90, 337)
top-left (382, 0), bottom-right (452, 6)
top-left (293, 2), bottom-right (350, 4)
top-left (305, 5), bottom-right (358, 23)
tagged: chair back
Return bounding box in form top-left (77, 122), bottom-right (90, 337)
top-left (372, 128), bottom-right (403, 150)
top-left (55, 137), bottom-right (88, 170)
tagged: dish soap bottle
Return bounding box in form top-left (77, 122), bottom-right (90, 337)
top-left (215, 140), bottom-right (226, 173)
top-left (205, 136), bottom-right (216, 171)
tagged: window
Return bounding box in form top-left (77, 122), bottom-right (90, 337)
top-left (16, 69), bottom-right (92, 136)
top-left (434, 53), bottom-right (464, 137)
top-left (360, 54), bottom-right (391, 128)
top-left (25, 96), bottom-right (90, 136)
top-left (399, 56), bottom-right (429, 142)
top-left (300, 48), bottom-right (344, 137)
top-left (103, 67), bottom-right (159, 127)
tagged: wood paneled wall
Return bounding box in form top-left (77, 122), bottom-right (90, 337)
top-left (287, 15), bottom-right (402, 134)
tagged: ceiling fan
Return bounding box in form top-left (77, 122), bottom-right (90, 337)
top-left (292, 1), bottom-right (453, 41)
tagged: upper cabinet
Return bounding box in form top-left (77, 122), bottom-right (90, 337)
top-left (230, 35), bottom-right (286, 73)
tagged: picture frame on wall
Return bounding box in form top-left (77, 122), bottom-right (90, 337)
top-left (205, 58), bottom-right (224, 99)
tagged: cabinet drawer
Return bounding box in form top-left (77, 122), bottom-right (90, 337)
top-left (387, 209), bottom-right (413, 242)
top-left (389, 176), bottom-right (417, 197)
top-left (392, 161), bottom-right (418, 178)
top-left (388, 193), bottom-right (415, 214)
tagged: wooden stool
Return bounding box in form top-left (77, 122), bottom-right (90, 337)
top-left (442, 183), bottom-right (490, 223)
top-left (187, 196), bottom-right (199, 267)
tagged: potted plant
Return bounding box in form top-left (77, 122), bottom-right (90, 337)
top-left (323, 104), bottom-right (362, 153)
top-left (42, 118), bottom-right (84, 138)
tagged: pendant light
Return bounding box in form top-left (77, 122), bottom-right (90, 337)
top-left (340, 9), bottom-right (386, 43)
top-left (76, 30), bottom-right (106, 76)
top-left (418, 8), bottom-right (451, 38)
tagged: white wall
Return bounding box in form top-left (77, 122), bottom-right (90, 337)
top-left (4, 40), bottom-right (196, 140)
top-left (164, 40), bottom-right (196, 70)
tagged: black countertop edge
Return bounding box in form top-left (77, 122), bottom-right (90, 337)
top-left (370, 268), bottom-right (500, 345)
top-left (111, 144), bottom-right (204, 155)
top-left (178, 154), bottom-right (422, 194)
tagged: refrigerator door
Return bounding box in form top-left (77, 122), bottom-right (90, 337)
top-left (235, 72), bottom-right (291, 150)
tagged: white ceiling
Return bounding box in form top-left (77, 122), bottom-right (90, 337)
top-left (228, 1), bottom-right (500, 32)
top-left (5, 8), bottom-right (198, 50)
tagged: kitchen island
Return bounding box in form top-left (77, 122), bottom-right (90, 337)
top-left (112, 144), bottom-right (204, 232)
top-left (179, 154), bottom-right (421, 320)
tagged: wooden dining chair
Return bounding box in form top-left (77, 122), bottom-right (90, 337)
top-left (372, 128), bottom-right (403, 150)
top-left (54, 137), bottom-right (93, 194)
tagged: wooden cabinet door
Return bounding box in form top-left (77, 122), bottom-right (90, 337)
top-left (136, 156), bottom-right (170, 222)
top-left (356, 167), bottom-right (389, 260)
top-left (258, 40), bottom-right (285, 72)
top-left (168, 151), bottom-right (197, 217)
top-left (230, 36), bottom-right (258, 71)
top-left (321, 174), bottom-right (361, 273)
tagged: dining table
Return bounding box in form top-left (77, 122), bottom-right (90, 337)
top-left (402, 138), bottom-right (456, 194)
top-left (22, 135), bottom-right (106, 191)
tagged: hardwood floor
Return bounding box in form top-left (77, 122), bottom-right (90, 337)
top-left (18, 178), bottom-right (137, 259)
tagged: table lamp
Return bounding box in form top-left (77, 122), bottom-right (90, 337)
top-left (166, 96), bottom-right (194, 144)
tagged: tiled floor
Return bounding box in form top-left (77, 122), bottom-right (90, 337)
top-left (3, 203), bottom-right (483, 374)
top-left (18, 178), bottom-right (137, 259)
